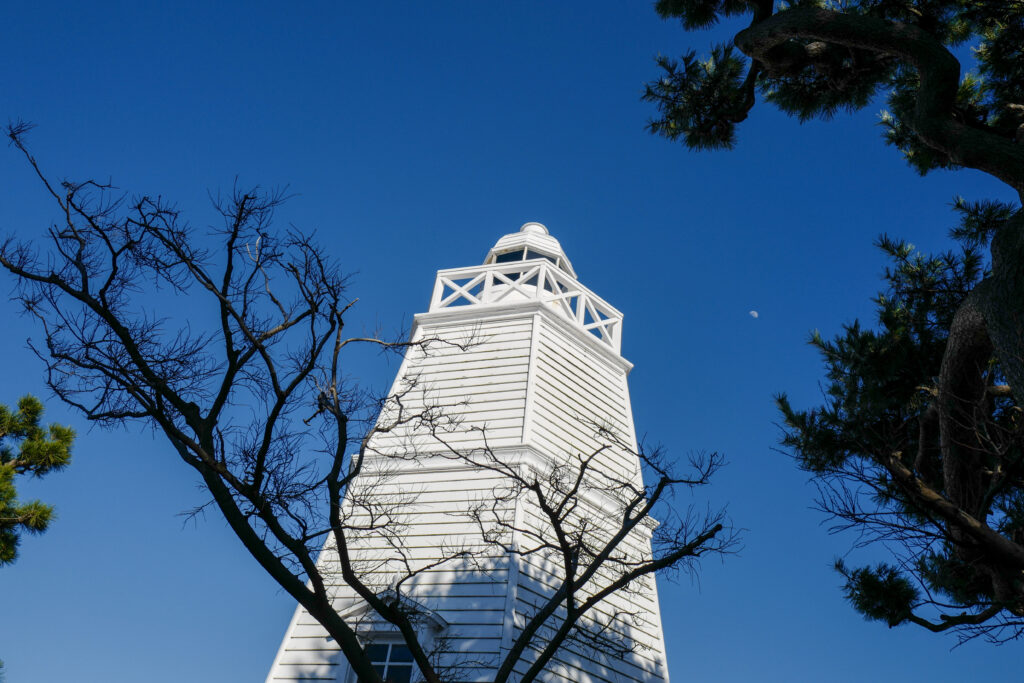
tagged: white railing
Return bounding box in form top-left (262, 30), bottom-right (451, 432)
top-left (428, 261), bottom-right (623, 352)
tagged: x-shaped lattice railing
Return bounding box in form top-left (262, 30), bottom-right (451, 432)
top-left (429, 261), bottom-right (622, 351)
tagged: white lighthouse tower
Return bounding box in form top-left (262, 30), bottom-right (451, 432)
top-left (267, 223), bottom-right (670, 683)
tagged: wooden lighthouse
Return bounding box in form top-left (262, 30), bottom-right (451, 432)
top-left (267, 223), bottom-right (671, 683)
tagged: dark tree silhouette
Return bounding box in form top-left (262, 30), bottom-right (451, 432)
top-left (778, 234), bottom-right (1024, 642)
top-left (646, 1), bottom-right (1024, 642)
top-left (1, 125), bottom-right (734, 682)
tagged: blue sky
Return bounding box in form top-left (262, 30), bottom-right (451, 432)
top-left (2, 3), bottom-right (1019, 682)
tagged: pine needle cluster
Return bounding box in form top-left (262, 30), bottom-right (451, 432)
top-left (0, 396), bottom-right (74, 566)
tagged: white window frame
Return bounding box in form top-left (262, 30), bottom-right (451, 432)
top-left (348, 641), bottom-right (415, 683)
top-left (333, 591), bottom-right (448, 683)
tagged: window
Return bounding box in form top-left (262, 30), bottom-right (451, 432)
top-left (357, 643), bottom-right (414, 683)
top-left (524, 249), bottom-right (557, 265)
top-left (492, 248), bottom-right (564, 271)
top-left (494, 249), bottom-right (526, 264)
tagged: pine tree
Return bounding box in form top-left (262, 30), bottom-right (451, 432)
top-left (645, 1), bottom-right (1024, 641)
top-left (778, 227), bottom-right (1024, 641)
top-left (0, 395), bottom-right (74, 566)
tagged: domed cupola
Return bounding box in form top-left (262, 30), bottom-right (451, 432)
top-left (483, 222), bottom-right (576, 278)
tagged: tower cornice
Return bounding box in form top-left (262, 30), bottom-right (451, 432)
top-left (412, 300), bottom-right (633, 373)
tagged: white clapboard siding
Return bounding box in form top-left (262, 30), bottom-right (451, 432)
top-left (268, 225), bottom-right (670, 683)
top-left (367, 316), bottom-right (535, 457)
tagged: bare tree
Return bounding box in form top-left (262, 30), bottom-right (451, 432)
top-left (1, 125), bottom-right (734, 682)
top-left (429, 426), bottom-right (729, 682)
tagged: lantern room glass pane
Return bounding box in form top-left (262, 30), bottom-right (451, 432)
top-left (494, 249), bottom-right (525, 263)
top-left (525, 249), bottom-right (557, 265)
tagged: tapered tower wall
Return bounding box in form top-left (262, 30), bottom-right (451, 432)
top-left (267, 224), bottom-right (670, 683)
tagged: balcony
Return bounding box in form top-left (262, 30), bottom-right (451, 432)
top-left (428, 260), bottom-right (623, 352)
